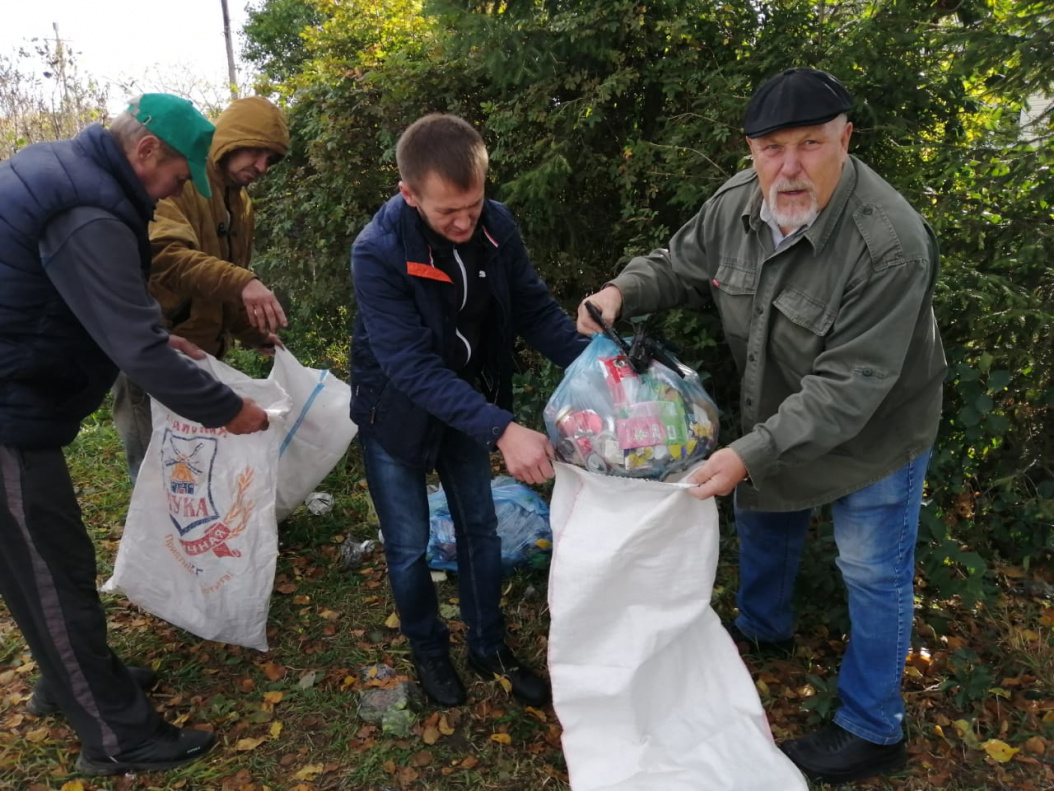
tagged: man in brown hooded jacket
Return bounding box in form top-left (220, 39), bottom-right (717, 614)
top-left (113, 96), bottom-right (291, 481)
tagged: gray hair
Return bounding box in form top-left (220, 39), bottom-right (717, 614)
top-left (109, 95), bottom-right (182, 159)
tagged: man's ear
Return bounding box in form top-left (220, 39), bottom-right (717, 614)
top-left (398, 180), bottom-right (418, 208)
top-left (134, 134), bottom-right (161, 162)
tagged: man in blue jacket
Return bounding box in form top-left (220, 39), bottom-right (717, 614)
top-left (351, 114), bottom-right (586, 708)
top-left (0, 94), bottom-right (269, 777)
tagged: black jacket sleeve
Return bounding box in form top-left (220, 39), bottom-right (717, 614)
top-left (39, 207), bottom-right (243, 428)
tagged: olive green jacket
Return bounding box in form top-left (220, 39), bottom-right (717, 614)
top-left (149, 97), bottom-right (289, 356)
top-left (612, 156), bottom-right (946, 511)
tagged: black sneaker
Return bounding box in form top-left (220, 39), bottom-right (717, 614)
top-left (28, 666), bottom-right (159, 717)
top-left (411, 652), bottom-right (467, 707)
top-left (780, 722), bottom-right (907, 785)
top-left (75, 722), bottom-right (216, 777)
top-left (468, 646), bottom-right (550, 707)
top-left (724, 621), bottom-right (794, 656)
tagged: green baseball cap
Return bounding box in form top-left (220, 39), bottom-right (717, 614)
top-left (129, 93), bottom-right (215, 198)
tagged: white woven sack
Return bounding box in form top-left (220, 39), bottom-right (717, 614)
top-left (268, 346), bottom-right (357, 521)
top-left (103, 355), bottom-right (290, 651)
top-left (548, 462), bottom-right (807, 791)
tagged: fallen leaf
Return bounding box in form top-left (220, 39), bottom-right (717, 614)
top-left (396, 767), bottom-right (419, 784)
top-left (262, 662), bottom-right (287, 681)
top-left (294, 763), bottom-right (325, 781)
top-left (1024, 736), bottom-right (1046, 754)
top-left (953, 720), bottom-right (981, 750)
top-left (490, 732), bottom-right (512, 745)
top-left (460, 756), bottom-right (479, 768)
top-left (275, 583), bottom-right (297, 594)
top-left (270, 721), bottom-right (283, 739)
top-left (422, 725), bottom-right (440, 745)
top-left (234, 737), bottom-right (266, 752)
top-left (982, 739), bottom-right (1019, 763)
top-left (384, 611), bottom-right (401, 629)
top-left (524, 706), bottom-right (547, 723)
top-left (318, 609), bottom-right (340, 621)
top-left (60, 783), bottom-right (85, 791)
top-left (263, 691), bottom-right (284, 704)
top-left (25, 727), bottom-right (49, 743)
top-left (438, 714), bottom-right (455, 735)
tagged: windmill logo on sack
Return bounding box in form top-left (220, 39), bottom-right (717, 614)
top-left (163, 429), bottom-right (254, 558)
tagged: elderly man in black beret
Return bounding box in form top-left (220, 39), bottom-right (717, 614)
top-left (578, 68), bottom-right (946, 784)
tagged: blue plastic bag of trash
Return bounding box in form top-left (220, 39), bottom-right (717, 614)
top-left (427, 477), bottom-right (552, 573)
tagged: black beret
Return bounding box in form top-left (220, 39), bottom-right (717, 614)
top-left (743, 68), bottom-right (853, 138)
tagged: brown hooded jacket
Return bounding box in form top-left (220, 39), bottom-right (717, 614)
top-left (148, 96), bottom-right (289, 356)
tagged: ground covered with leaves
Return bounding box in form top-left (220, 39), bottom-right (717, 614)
top-left (1, 409), bottom-right (1051, 791)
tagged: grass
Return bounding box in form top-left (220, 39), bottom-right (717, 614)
top-left (1, 400), bottom-right (1052, 791)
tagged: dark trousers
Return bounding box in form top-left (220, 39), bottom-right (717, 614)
top-left (0, 445), bottom-right (159, 757)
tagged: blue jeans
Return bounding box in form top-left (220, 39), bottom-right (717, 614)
top-left (361, 430), bottom-right (505, 658)
top-left (734, 450), bottom-right (931, 745)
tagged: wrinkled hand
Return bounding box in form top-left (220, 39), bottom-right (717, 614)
top-left (167, 333), bottom-right (206, 360)
top-left (576, 285), bottom-right (623, 335)
top-left (242, 279), bottom-right (288, 335)
top-left (496, 422), bottom-right (556, 485)
top-left (224, 397), bottom-right (269, 434)
top-left (685, 448), bottom-right (748, 500)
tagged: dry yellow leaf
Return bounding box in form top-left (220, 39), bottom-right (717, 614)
top-left (60, 782), bottom-right (86, 791)
top-left (438, 714), bottom-right (456, 735)
top-left (234, 737), bottom-right (266, 752)
top-left (755, 679), bottom-right (770, 696)
top-left (982, 739), bottom-right (1019, 763)
top-left (294, 764), bottom-right (325, 781)
top-left (319, 609), bottom-right (340, 621)
top-left (25, 727), bottom-right (49, 743)
top-left (953, 719), bottom-right (981, 750)
top-left (524, 706), bottom-right (547, 723)
top-left (490, 732), bottom-right (512, 745)
top-left (422, 725), bottom-right (440, 745)
top-left (270, 721), bottom-right (283, 739)
top-left (384, 611), bottom-right (401, 629)
top-left (495, 675), bottom-right (513, 694)
top-left (263, 691), bottom-right (284, 704)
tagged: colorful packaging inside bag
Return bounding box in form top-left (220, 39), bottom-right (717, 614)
top-left (543, 334), bottom-right (719, 479)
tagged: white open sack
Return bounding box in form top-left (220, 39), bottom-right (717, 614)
top-left (103, 355), bottom-right (290, 651)
top-left (547, 462), bottom-right (807, 791)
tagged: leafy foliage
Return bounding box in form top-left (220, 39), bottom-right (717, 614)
top-left (244, 0), bottom-right (1052, 622)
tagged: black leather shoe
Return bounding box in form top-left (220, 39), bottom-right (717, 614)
top-left (724, 621), bottom-right (794, 656)
top-left (468, 646), bottom-right (550, 707)
top-left (411, 652), bottom-right (467, 707)
top-left (780, 722), bottom-right (907, 785)
top-left (75, 722), bottom-right (216, 777)
top-left (29, 666), bottom-right (159, 717)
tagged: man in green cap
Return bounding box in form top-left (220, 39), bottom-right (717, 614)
top-left (0, 93), bottom-right (270, 776)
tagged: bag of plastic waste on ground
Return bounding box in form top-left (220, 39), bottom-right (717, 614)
top-left (268, 347), bottom-right (357, 521)
top-left (103, 355), bottom-right (290, 651)
top-left (544, 314), bottom-right (719, 480)
top-left (547, 462), bottom-right (808, 790)
top-left (426, 476), bottom-right (552, 573)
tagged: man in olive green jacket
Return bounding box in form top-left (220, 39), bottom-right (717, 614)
top-left (113, 96), bottom-right (291, 481)
top-left (579, 69), bottom-right (946, 785)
